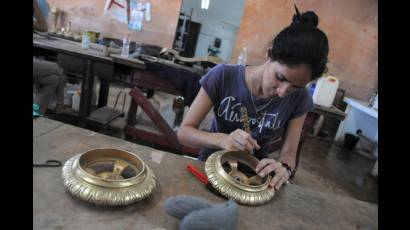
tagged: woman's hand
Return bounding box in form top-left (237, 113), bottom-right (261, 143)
top-left (255, 158), bottom-right (290, 191)
top-left (218, 129), bottom-right (260, 152)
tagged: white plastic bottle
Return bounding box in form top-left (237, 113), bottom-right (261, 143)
top-left (312, 75), bottom-right (339, 107)
top-left (121, 35), bottom-right (130, 57)
top-left (372, 94), bottom-right (378, 110)
top-left (237, 47), bottom-right (247, 65)
top-left (72, 90), bottom-right (81, 112)
top-left (81, 31), bottom-right (90, 49)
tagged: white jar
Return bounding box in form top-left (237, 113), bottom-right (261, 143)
top-left (121, 35), bottom-right (130, 57)
top-left (72, 91), bottom-right (81, 112)
top-left (312, 75), bottom-right (339, 107)
top-left (81, 32), bottom-right (90, 49)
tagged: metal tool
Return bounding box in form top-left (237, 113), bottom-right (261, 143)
top-left (240, 106), bottom-right (254, 154)
top-left (33, 160), bottom-right (62, 167)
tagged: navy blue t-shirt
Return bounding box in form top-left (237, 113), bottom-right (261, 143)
top-left (198, 64), bottom-right (313, 161)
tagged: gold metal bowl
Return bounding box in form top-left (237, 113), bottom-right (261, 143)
top-left (62, 148), bottom-right (156, 206)
top-left (205, 150), bottom-right (274, 205)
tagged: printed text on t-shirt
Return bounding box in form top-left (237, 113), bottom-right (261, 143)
top-left (217, 96), bottom-right (282, 134)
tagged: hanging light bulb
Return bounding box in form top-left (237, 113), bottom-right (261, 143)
top-left (201, 0), bottom-right (205, 9)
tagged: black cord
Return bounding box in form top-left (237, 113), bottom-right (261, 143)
top-left (33, 160), bottom-right (62, 167)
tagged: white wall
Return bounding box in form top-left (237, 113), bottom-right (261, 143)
top-left (180, 0), bottom-right (245, 62)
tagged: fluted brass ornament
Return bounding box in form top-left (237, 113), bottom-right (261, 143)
top-left (62, 148), bottom-right (156, 206)
top-left (205, 150), bottom-right (275, 205)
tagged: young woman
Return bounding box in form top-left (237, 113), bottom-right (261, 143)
top-left (178, 11), bottom-right (329, 191)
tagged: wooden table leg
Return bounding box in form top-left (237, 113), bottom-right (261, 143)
top-left (129, 87), bottom-right (181, 150)
top-left (126, 93), bottom-right (138, 126)
top-left (79, 60), bottom-right (94, 127)
top-left (98, 78), bottom-right (110, 108)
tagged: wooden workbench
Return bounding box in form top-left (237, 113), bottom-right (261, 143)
top-left (33, 33), bottom-right (114, 62)
top-left (33, 34), bottom-right (117, 128)
top-left (33, 35), bottom-right (203, 154)
top-left (313, 104), bottom-right (346, 121)
top-left (33, 118), bottom-right (377, 229)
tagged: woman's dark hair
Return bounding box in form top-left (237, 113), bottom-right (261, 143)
top-left (269, 11), bottom-right (329, 80)
top-left (292, 11), bottom-right (319, 27)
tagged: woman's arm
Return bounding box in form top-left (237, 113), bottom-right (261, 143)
top-left (178, 87), bottom-right (223, 149)
top-left (256, 113), bottom-right (307, 191)
top-left (177, 87), bottom-right (260, 152)
top-left (278, 113), bottom-right (307, 170)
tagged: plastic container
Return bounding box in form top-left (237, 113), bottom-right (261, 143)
top-left (312, 75), bottom-right (339, 107)
top-left (65, 83), bottom-right (81, 106)
top-left (63, 87), bottom-right (70, 106)
top-left (343, 133), bottom-right (360, 150)
top-left (72, 90), bottom-right (81, 112)
top-left (82, 32), bottom-right (90, 49)
top-left (81, 31), bottom-right (90, 49)
top-left (121, 35), bottom-right (130, 57)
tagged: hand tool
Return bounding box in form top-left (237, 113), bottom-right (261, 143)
top-left (240, 106), bottom-right (254, 154)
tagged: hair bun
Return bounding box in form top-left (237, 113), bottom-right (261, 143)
top-left (292, 11), bottom-right (319, 27)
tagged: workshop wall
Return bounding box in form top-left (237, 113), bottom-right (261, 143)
top-left (47, 0), bottom-right (182, 49)
top-left (232, 0), bottom-right (378, 101)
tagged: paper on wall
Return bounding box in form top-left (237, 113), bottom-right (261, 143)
top-left (103, 0), bottom-right (128, 25)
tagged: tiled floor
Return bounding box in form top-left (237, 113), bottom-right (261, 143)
top-left (293, 136), bottom-right (378, 204)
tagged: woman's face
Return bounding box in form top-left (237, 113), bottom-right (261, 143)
top-left (261, 61), bottom-right (312, 98)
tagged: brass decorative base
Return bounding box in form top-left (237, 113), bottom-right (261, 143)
top-left (205, 150), bottom-right (274, 205)
top-left (62, 148), bottom-right (156, 206)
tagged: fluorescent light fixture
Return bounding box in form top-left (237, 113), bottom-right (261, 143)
top-left (201, 0), bottom-right (210, 10)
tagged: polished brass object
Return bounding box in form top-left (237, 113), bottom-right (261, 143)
top-left (205, 150), bottom-right (274, 205)
top-left (62, 148), bottom-right (156, 206)
top-left (240, 106), bottom-right (254, 155)
top-left (240, 106), bottom-right (251, 134)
